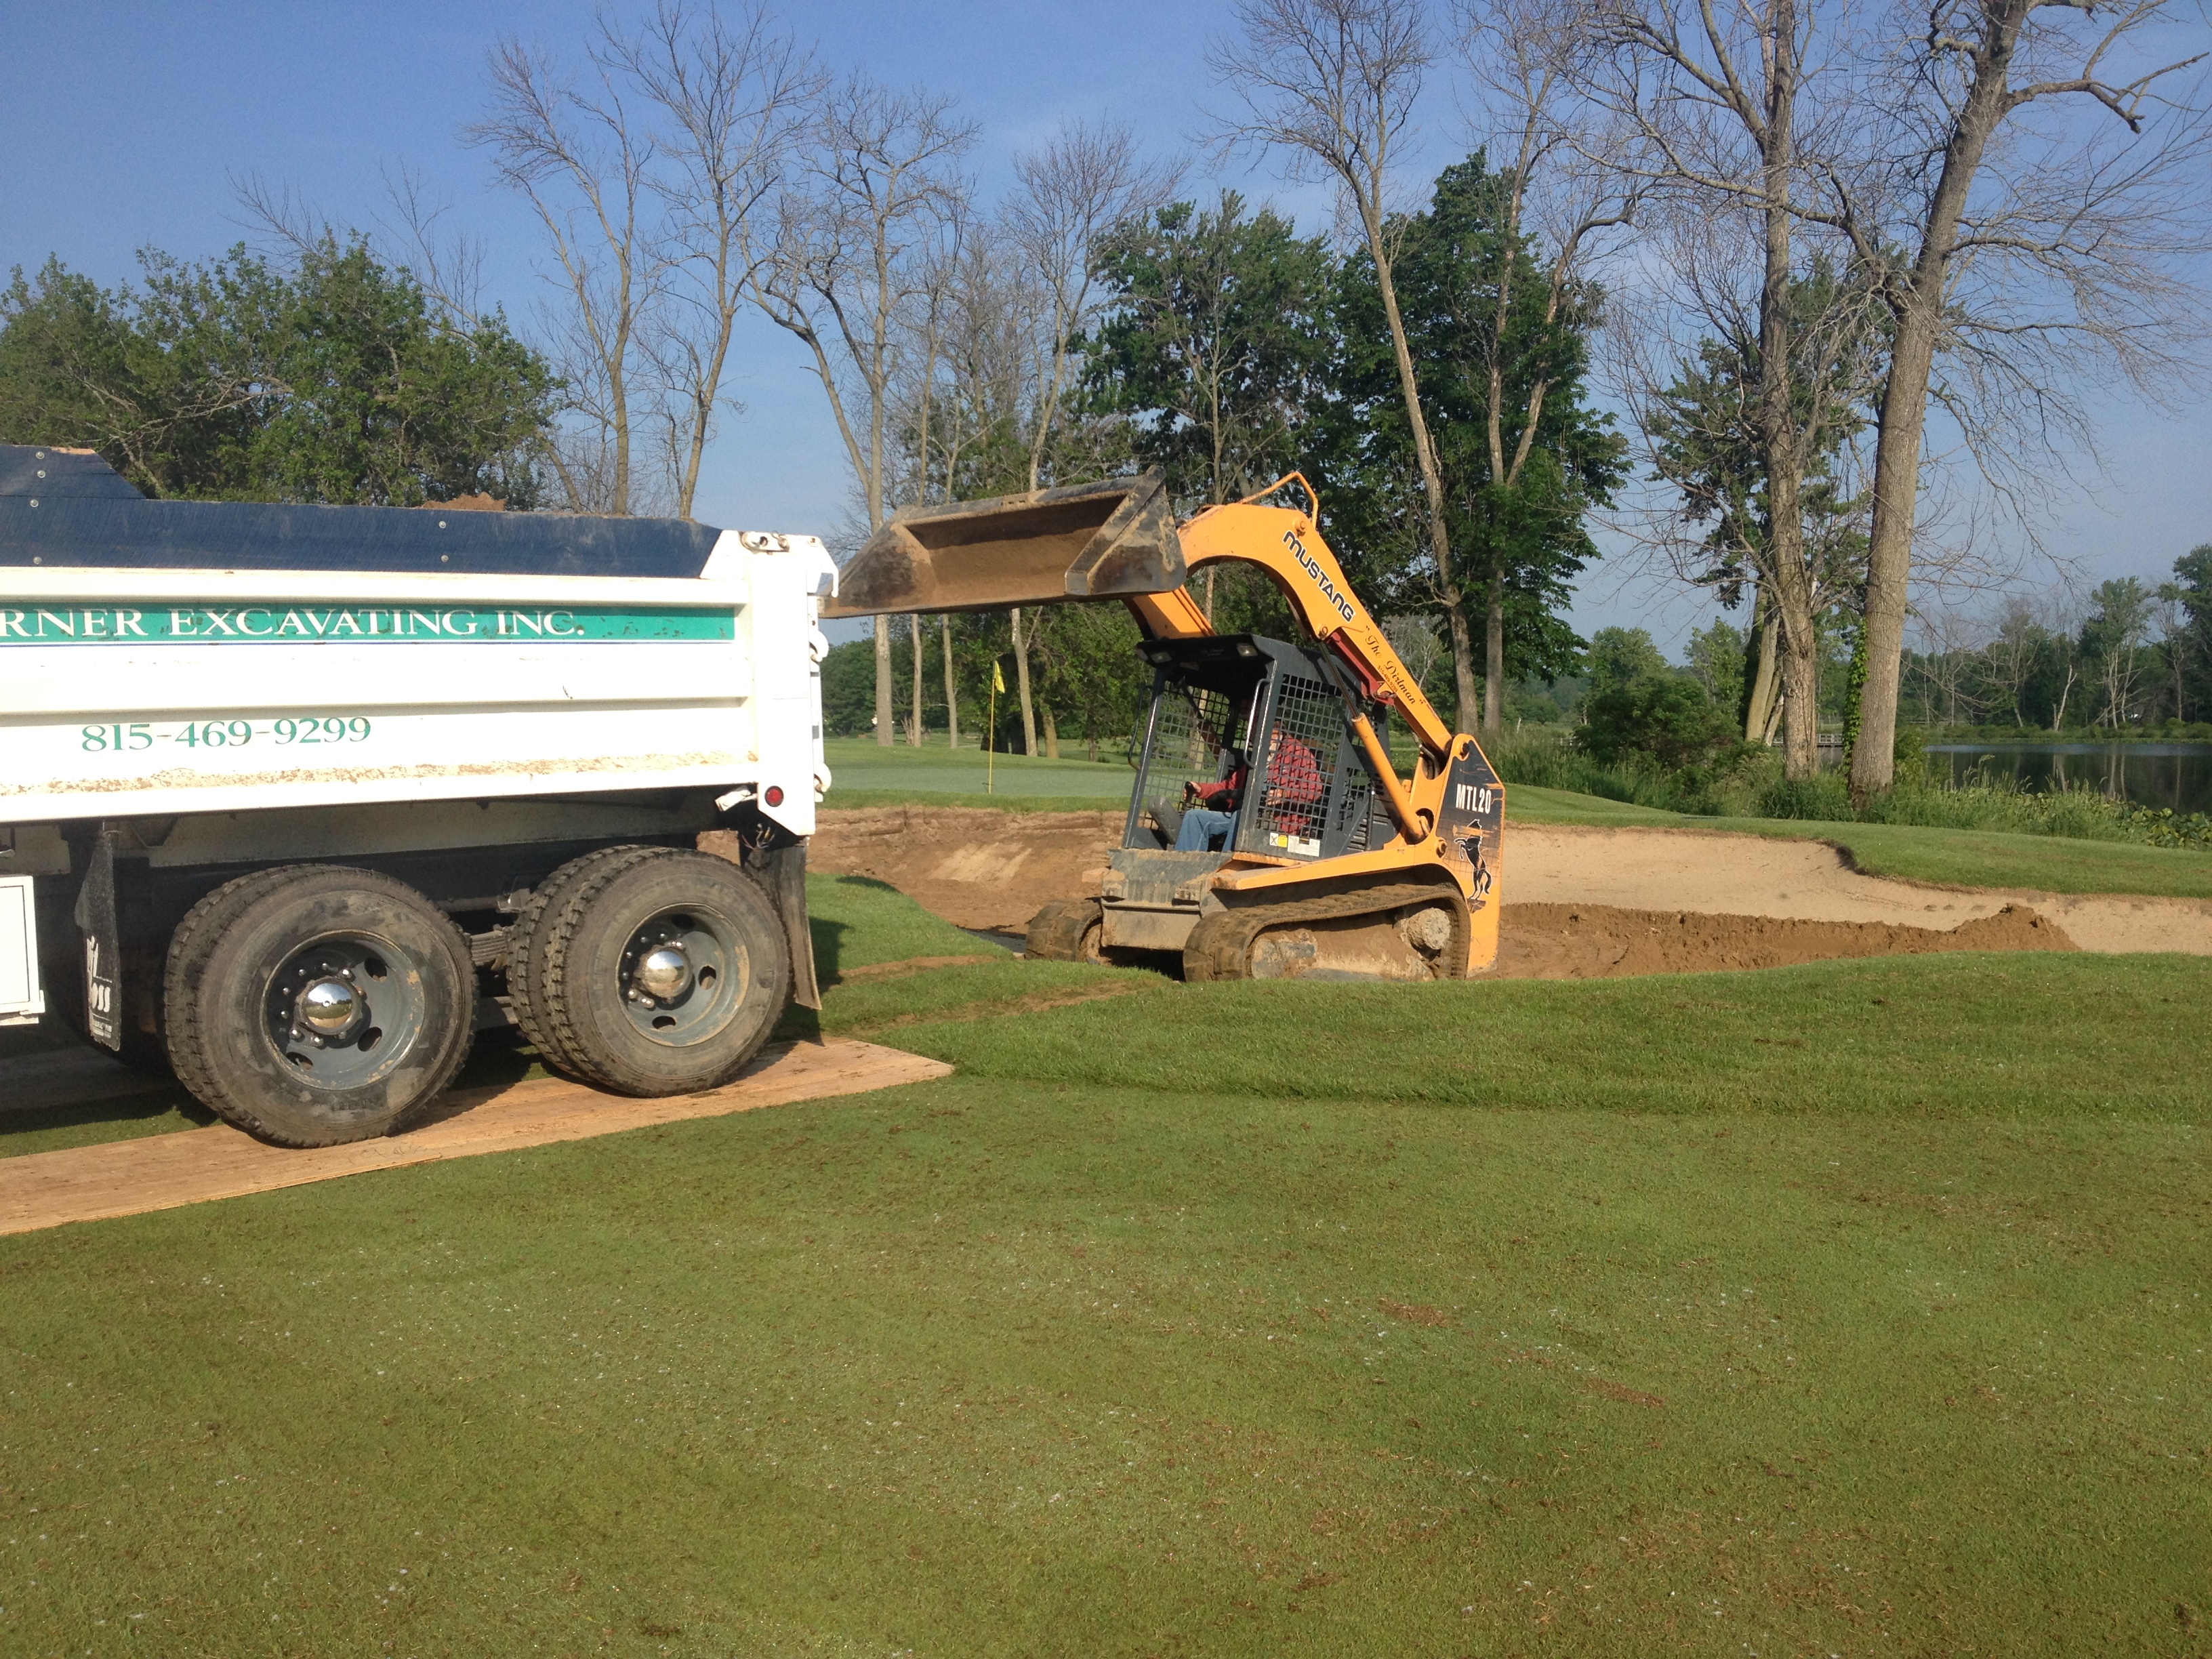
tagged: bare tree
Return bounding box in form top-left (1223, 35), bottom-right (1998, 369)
top-left (998, 119), bottom-right (1179, 756)
top-left (747, 75), bottom-right (975, 745)
top-left (1833, 0), bottom-right (2211, 794)
top-left (1452, 0), bottom-right (1641, 735)
top-left (1382, 613), bottom-right (1448, 695)
top-left (1980, 594), bottom-right (2045, 725)
top-left (470, 37), bottom-right (665, 514)
top-left (1208, 0), bottom-right (1492, 729)
top-left (1580, 0), bottom-right (1864, 778)
top-left (609, 1), bottom-right (819, 518)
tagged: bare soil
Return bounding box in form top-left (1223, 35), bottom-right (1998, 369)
top-left (1500, 901), bottom-right (2070, 979)
top-left (808, 806), bottom-right (2212, 976)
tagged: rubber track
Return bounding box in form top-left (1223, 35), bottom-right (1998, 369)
top-left (1025, 898), bottom-right (1103, 963)
top-left (504, 844), bottom-right (655, 1076)
top-left (163, 865), bottom-right (474, 1145)
top-left (1183, 880), bottom-right (1468, 983)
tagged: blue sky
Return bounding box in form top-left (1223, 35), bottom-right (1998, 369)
top-left (3, 1), bottom-right (2205, 656)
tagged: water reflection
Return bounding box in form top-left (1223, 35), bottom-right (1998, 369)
top-left (1925, 743), bottom-right (2212, 815)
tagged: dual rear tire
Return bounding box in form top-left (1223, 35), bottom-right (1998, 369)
top-left (508, 846), bottom-right (790, 1097)
top-left (162, 847), bottom-right (790, 1148)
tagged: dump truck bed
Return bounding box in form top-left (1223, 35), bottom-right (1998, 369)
top-left (0, 447), bottom-right (836, 835)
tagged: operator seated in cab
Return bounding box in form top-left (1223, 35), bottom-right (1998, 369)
top-left (1176, 748), bottom-right (1249, 852)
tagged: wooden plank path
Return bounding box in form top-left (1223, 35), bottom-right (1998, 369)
top-left (0, 1038), bottom-right (950, 1236)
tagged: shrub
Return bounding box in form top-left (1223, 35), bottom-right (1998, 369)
top-left (1580, 676), bottom-right (1740, 771)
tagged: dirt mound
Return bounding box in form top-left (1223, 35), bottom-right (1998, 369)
top-left (806, 806), bottom-right (2207, 972)
top-left (808, 806), bottom-right (1124, 932)
top-left (1498, 902), bottom-right (2072, 979)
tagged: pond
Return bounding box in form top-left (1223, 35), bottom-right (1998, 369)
top-left (1925, 742), bottom-right (2212, 817)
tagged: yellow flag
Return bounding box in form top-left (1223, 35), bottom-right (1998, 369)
top-left (992, 661), bottom-right (1006, 694)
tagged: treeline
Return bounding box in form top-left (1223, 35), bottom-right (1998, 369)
top-left (447, 1), bottom-right (2204, 787)
top-left (813, 158), bottom-right (1618, 754)
top-left (4, 0), bottom-right (2202, 800)
top-left (1900, 558), bottom-right (2212, 735)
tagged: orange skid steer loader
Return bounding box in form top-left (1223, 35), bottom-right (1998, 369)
top-left (824, 472), bottom-right (1504, 981)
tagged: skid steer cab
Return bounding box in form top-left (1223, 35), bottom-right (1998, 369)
top-left (826, 470), bottom-right (1507, 982)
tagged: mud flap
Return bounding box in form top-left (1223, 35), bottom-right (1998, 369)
top-left (759, 843), bottom-right (820, 1012)
top-left (72, 824), bottom-right (121, 1050)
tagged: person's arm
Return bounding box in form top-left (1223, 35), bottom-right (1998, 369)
top-left (1186, 764), bottom-right (1247, 810)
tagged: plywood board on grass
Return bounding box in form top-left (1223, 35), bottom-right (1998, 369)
top-left (0, 1038), bottom-right (950, 1236)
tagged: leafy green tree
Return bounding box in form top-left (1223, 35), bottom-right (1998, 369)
top-left (1644, 257), bottom-right (1883, 759)
top-left (0, 238), bottom-right (556, 506)
top-left (2163, 544), bottom-right (2212, 720)
top-left (1582, 626), bottom-right (1669, 695)
top-left (1684, 619), bottom-right (1748, 715)
top-left (1080, 192), bottom-right (1338, 514)
top-left (1332, 155), bottom-right (1626, 732)
top-left (819, 638), bottom-right (882, 737)
top-left (2080, 577), bottom-right (2155, 729)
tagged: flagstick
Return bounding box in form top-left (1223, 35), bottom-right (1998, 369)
top-left (987, 670), bottom-right (996, 796)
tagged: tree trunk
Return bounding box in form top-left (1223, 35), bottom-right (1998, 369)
top-left (1482, 569), bottom-right (1505, 737)
top-left (1362, 205), bottom-right (1477, 733)
top-left (873, 616), bottom-right (894, 747)
top-left (1042, 703), bottom-right (1060, 759)
top-left (1852, 297), bottom-right (1940, 796)
top-left (942, 615), bottom-right (960, 750)
top-left (1744, 602), bottom-right (1782, 743)
top-left (1011, 606), bottom-right (1038, 756)
top-left (1773, 579), bottom-right (1823, 779)
top-left (1753, 0), bottom-right (1814, 780)
top-left (909, 614), bottom-right (925, 745)
top-left (1850, 0), bottom-right (2028, 798)
top-left (1443, 606), bottom-right (1478, 731)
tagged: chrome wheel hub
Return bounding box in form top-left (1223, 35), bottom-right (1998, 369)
top-left (618, 908), bottom-right (745, 1046)
top-left (634, 943), bottom-right (693, 1002)
top-left (264, 935), bottom-right (424, 1086)
top-left (296, 975), bottom-right (363, 1038)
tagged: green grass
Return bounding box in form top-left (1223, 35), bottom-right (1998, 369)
top-left (3, 878), bottom-right (2207, 1654)
top-left (825, 736), bottom-right (1136, 811)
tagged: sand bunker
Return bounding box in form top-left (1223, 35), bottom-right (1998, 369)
top-left (806, 806), bottom-right (2212, 977)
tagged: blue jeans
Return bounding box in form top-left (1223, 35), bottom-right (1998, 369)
top-left (1176, 808), bottom-right (1235, 852)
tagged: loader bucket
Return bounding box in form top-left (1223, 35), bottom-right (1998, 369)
top-left (821, 471), bottom-right (1184, 618)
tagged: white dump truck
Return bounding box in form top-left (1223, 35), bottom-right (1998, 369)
top-left (0, 443), bottom-right (834, 1146)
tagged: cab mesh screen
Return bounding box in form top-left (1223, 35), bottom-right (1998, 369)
top-left (1130, 683), bottom-right (1257, 842)
top-left (1243, 672), bottom-right (1341, 858)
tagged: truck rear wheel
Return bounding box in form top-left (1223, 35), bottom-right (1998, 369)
top-left (517, 846), bottom-right (788, 1097)
top-left (163, 867), bottom-right (476, 1147)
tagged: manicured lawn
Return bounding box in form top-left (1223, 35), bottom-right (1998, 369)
top-left (825, 736), bottom-right (1135, 811)
top-left (3, 877), bottom-right (2207, 1654)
